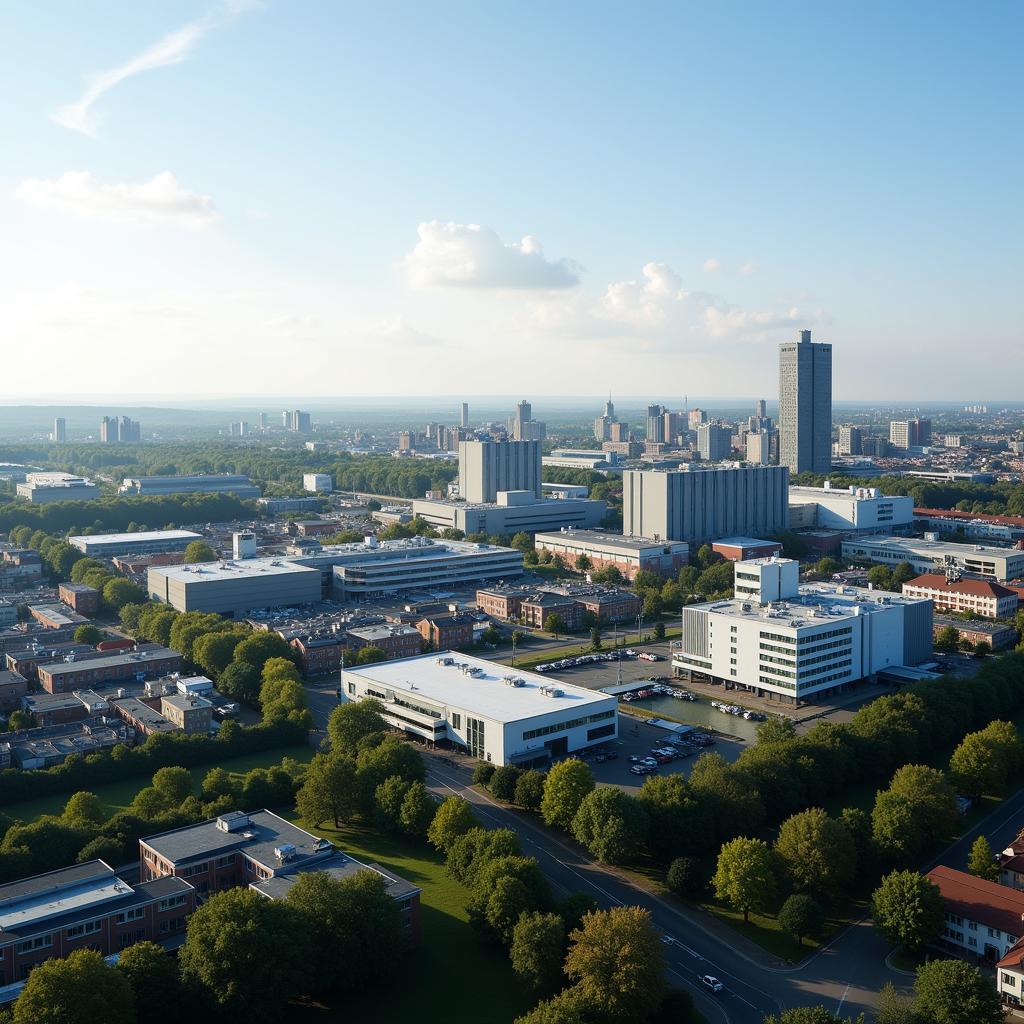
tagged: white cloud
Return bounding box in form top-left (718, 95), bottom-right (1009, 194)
top-left (15, 171), bottom-right (218, 228)
top-left (703, 257), bottom-right (721, 272)
top-left (739, 262), bottom-right (755, 275)
top-left (51, 1), bottom-right (257, 136)
top-left (405, 220), bottom-right (580, 290)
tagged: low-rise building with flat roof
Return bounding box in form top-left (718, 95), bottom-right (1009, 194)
top-left (0, 671), bottom-right (27, 713)
top-left (672, 557), bottom-right (933, 704)
top-left (932, 614), bottom-right (1018, 651)
top-left (841, 535), bottom-right (1024, 582)
top-left (711, 537), bottom-right (784, 562)
top-left (533, 530), bottom-right (689, 581)
top-left (914, 507), bottom-right (1024, 545)
top-left (57, 583), bottom-right (101, 616)
top-left (147, 558), bottom-right (322, 616)
top-left (117, 474), bottom-right (260, 498)
top-left (412, 493), bottom-right (607, 536)
top-left (341, 651), bottom-right (618, 765)
top-left (37, 648), bottom-right (183, 694)
top-left (110, 697), bottom-right (178, 736)
top-left (415, 612), bottom-right (476, 651)
top-left (159, 693), bottom-right (213, 734)
top-left (15, 473), bottom-right (99, 504)
top-left (788, 483), bottom-right (914, 533)
top-left (6, 718), bottom-right (133, 768)
top-left (27, 603), bottom-right (89, 630)
top-left (69, 530), bottom-right (202, 558)
top-left (346, 624), bottom-right (423, 660)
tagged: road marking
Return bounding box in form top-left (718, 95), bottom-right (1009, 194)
top-left (836, 983), bottom-right (850, 1015)
top-left (666, 967), bottom-right (732, 1024)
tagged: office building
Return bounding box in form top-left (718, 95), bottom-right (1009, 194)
top-left (860, 435), bottom-right (891, 458)
top-left (543, 450), bottom-right (617, 472)
top-left (15, 473), bottom-right (99, 504)
top-left (51, 417), bottom-right (66, 443)
top-left (341, 652), bottom-right (617, 766)
top-left (0, 861), bottom-right (194, 998)
top-left (460, 402), bottom-right (470, 428)
top-left (302, 473), bottom-right (332, 493)
top-left (412, 492), bottom-right (606, 535)
top-left (69, 529), bottom-right (202, 558)
top-left (913, 508), bottom-right (1024, 545)
top-left (745, 432), bottom-right (771, 466)
top-left (459, 440), bottom-right (541, 502)
top-left (787, 483), bottom-right (914, 532)
top-left (283, 410), bottom-right (312, 433)
top-left (346, 624), bottom-right (423, 660)
top-left (99, 416), bottom-right (116, 443)
top-left (593, 397), bottom-right (618, 441)
top-left (697, 423), bottom-right (731, 461)
top-left (672, 557), bottom-right (933, 703)
top-left (837, 426), bottom-right (863, 456)
top-left (117, 416), bottom-right (141, 443)
top-left (645, 405), bottom-right (666, 443)
top-left (533, 530), bottom-right (689, 581)
top-left (0, 670), bottom-right (27, 713)
top-left (37, 648), bottom-right (184, 694)
top-left (148, 558), bottom-right (322, 615)
top-left (117, 474), bottom-right (260, 499)
top-left (57, 583), bottom-right (101, 616)
top-left (711, 537), bottom-right (784, 561)
top-left (229, 421), bottom-right (248, 437)
top-left (509, 400), bottom-right (545, 441)
top-left (902, 574), bottom-right (1017, 619)
top-left (889, 417), bottom-right (932, 449)
top-left (841, 535), bottom-right (1024, 582)
top-left (622, 464), bottom-right (789, 544)
top-left (160, 693), bottom-right (214, 734)
top-left (778, 329), bottom-right (832, 474)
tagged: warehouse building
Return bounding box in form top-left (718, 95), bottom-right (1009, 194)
top-left (412, 491), bottom-right (607, 535)
top-left (15, 473), bottom-right (99, 504)
top-left (787, 482), bottom-right (914, 533)
top-left (622, 464), bottom-right (789, 544)
top-left (117, 474), bottom-right (260, 499)
top-left (341, 652), bottom-right (618, 765)
top-left (69, 530), bottom-right (202, 558)
top-left (672, 557), bottom-right (933, 704)
top-left (533, 530), bottom-right (689, 581)
top-left (148, 558), bottom-right (321, 616)
top-left (841, 535), bottom-right (1024, 582)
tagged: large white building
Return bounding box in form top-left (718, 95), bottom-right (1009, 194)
top-left (118, 474), bottom-right (260, 499)
top-left (302, 473), bottom-right (332, 493)
top-left (841, 535), bottom-right (1024, 582)
top-left (622, 464), bottom-right (789, 544)
top-left (69, 530), bottom-right (202, 558)
top-left (341, 651), bottom-right (618, 765)
top-left (787, 482), bottom-right (914, 532)
top-left (412, 491), bottom-right (607, 536)
top-left (16, 473), bottom-right (99, 504)
top-left (672, 557), bottom-right (933, 703)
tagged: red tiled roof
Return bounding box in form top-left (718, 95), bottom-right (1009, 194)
top-left (999, 936), bottom-right (1024, 970)
top-left (927, 865), bottom-right (1024, 937)
top-left (904, 574), bottom-right (1017, 599)
top-left (915, 507), bottom-right (1024, 529)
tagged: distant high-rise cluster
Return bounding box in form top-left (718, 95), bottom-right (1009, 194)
top-left (229, 421), bottom-right (248, 437)
top-left (283, 409), bottom-right (312, 433)
top-left (778, 329), bottom-right (832, 474)
top-left (99, 414), bottom-right (141, 443)
top-left (593, 397), bottom-right (618, 441)
top-left (509, 400), bottom-right (546, 441)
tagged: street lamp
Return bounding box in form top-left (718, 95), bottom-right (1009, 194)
top-left (511, 630), bottom-right (517, 668)
top-left (636, 611), bottom-right (643, 644)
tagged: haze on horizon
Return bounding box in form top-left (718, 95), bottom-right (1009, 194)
top-left (2, 1), bottom-right (1021, 401)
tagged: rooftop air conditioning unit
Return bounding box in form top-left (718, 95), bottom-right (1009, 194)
top-left (274, 843), bottom-right (297, 862)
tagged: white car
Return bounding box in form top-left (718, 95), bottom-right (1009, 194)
top-left (701, 975), bottom-right (724, 993)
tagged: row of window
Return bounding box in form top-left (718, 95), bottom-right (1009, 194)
top-left (758, 675), bottom-right (796, 691)
top-left (759, 631), bottom-right (796, 645)
top-left (522, 709), bottom-right (615, 741)
top-left (797, 636), bottom-right (853, 659)
top-left (797, 626), bottom-right (853, 644)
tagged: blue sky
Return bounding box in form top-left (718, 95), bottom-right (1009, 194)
top-left (1, 1), bottom-right (1020, 399)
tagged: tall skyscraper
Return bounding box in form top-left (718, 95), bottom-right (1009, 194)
top-left (459, 439), bottom-right (541, 503)
top-left (778, 329), bottom-right (832, 474)
top-left (838, 425), bottom-right (863, 456)
top-left (746, 432), bottom-right (771, 465)
top-left (593, 396), bottom-right (618, 441)
top-left (697, 423), bottom-right (731, 461)
top-left (645, 405), bottom-right (666, 443)
top-left (510, 399), bottom-right (545, 440)
top-left (100, 416), bottom-right (115, 443)
top-left (460, 402), bottom-right (470, 428)
top-left (889, 417), bottom-right (931, 449)
top-left (755, 399), bottom-right (767, 419)
top-left (51, 417), bottom-right (66, 443)
top-left (117, 416), bottom-right (141, 442)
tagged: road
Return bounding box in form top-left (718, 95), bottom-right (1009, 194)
top-left (304, 683), bottom-right (1024, 1024)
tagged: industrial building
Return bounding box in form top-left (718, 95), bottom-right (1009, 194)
top-left (117, 474), bottom-right (260, 498)
top-left (69, 529), bottom-right (202, 558)
top-left (412, 491), bottom-right (607, 535)
top-left (533, 530), bottom-right (689, 581)
top-left (147, 558), bottom-right (322, 615)
top-left (15, 472), bottom-right (99, 504)
top-left (787, 483), bottom-right (914, 533)
top-left (841, 535), bottom-right (1024, 582)
top-left (672, 557), bottom-right (933, 703)
top-left (341, 651), bottom-right (618, 765)
top-left (622, 464), bottom-right (789, 544)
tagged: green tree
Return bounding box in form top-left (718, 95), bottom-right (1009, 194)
top-left (665, 856), bottom-right (710, 898)
top-left (192, 630), bottom-right (244, 678)
top-left (296, 752), bottom-right (358, 828)
top-left (872, 764), bottom-right (958, 864)
top-left (6, 708), bottom-right (32, 731)
top-left (575, 553), bottom-right (592, 571)
top-left (545, 613), bottom-right (567, 639)
top-left (354, 645), bottom-right (388, 665)
top-left (217, 660), bottom-right (261, 704)
top-left (510, 911), bottom-right (566, 995)
top-left (763, 1010), bottom-right (863, 1024)
top-left (488, 764), bottom-right (523, 801)
top-left (103, 577), bottom-right (145, 610)
top-left (949, 720), bottom-right (1023, 800)
top-left (571, 787), bottom-right (649, 864)
top-left (934, 625), bottom-right (961, 652)
top-left (513, 990), bottom-right (589, 1024)
top-left (774, 808), bottom-right (856, 899)
top-left (514, 769), bottom-right (546, 810)
top-left (712, 836), bottom-right (776, 923)
top-left (564, 906), bottom-right (665, 1023)
top-left (13, 948), bottom-right (135, 1024)
top-left (73, 623), bottom-right (103, 646)
top-left (468, 855), bottom-right (553, 944)
top-left (757, 716), bottom-right (797, 745)
top-left (427, 795), bottom-right (478, 852)
top-left (179, 887), bottom-right (311, 1021)
top-left (152, 765), bottom-right (193, 806)
top-left (967, 835), bottom-right (999, 881)
top-left (399, 780), bottom-right (436, 838)
top-left (541, 758), bottom-right (595, 830)
top-left (871, 870), bottom-right (944, 951)
top-left (62, 790), bottom-right (105, 827)
top-left (232, 630), bottom-right (294, 675)
top-left (285, 868), bottom-right (402, 992)
top-left (183, 539), bottom-right (217, 563)
top-left (777, 893), bottom-right (824, 947)
top-left (652, 620), bottom-right (666, 640)
top-left (868, 564), bottom-right (894, 592)
top-left (116, 940), bottom-right (180, 1024)
top-left (816, 556), bottom-right (841, 577)
top-left (875, 981), bottom-right (917, 1024)
top-left (914, 958), bottom-right (1004, 1024)
top-left (327, 698), bottom-right (387, 754)
top-left (590, 625), bottom-right (603, 651)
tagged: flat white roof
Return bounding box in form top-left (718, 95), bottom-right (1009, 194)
top-left (713, 536), bottom-right (783, 547)
top-left (71, 530), bottom-right (201, 546)
top-left (842, 536), bottom-right (1017, 559)
top-left (151, 557), bottom-right (319, 582)
top-left (343, 651), bottom-right (615, 723)
top-left (534, 530), bottom-right (687, 552)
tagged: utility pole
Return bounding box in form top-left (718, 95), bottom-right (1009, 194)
top-left (511, 630), bottom-right (517, 668)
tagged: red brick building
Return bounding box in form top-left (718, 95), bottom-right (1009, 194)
top-left (415, 613), bottom-right (475, 651)
top-left (346, 624), bottom-right (423, 660)
top-left (519, 593), bottom-right (581, 631)
top-left (476, 587), bottom-right (528, 620)
top-left (37, 648), bottom-right (183, 694)
top-left (57, 582), bottom-right (102, 616)
top-left (290, 634), bottom-right (347, 677)
top-left (0, 670), bottom-right (27, 714)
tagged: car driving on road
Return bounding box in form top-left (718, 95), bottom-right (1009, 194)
top-left (700, 975), bottom-right (724, 993)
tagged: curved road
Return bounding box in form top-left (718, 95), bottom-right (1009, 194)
top-left (306, 684), bottom-right (1024, 1023)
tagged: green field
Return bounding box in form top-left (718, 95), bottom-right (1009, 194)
top-left (3, 745), bottom-right (315, 823)
top-left (283, 815), bottom-right (533, 1024)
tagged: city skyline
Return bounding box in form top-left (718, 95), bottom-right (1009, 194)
top-left (3, 2), bottom-right (1021, 399)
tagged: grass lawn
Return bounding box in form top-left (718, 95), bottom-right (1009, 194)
top-left (3, 745), bottom-right (315, 823)
top-left (281, 814), bottom-right (533, 1024)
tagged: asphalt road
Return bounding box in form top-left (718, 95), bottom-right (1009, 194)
top-left (304, 682), bottom-right (1024, 1024)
